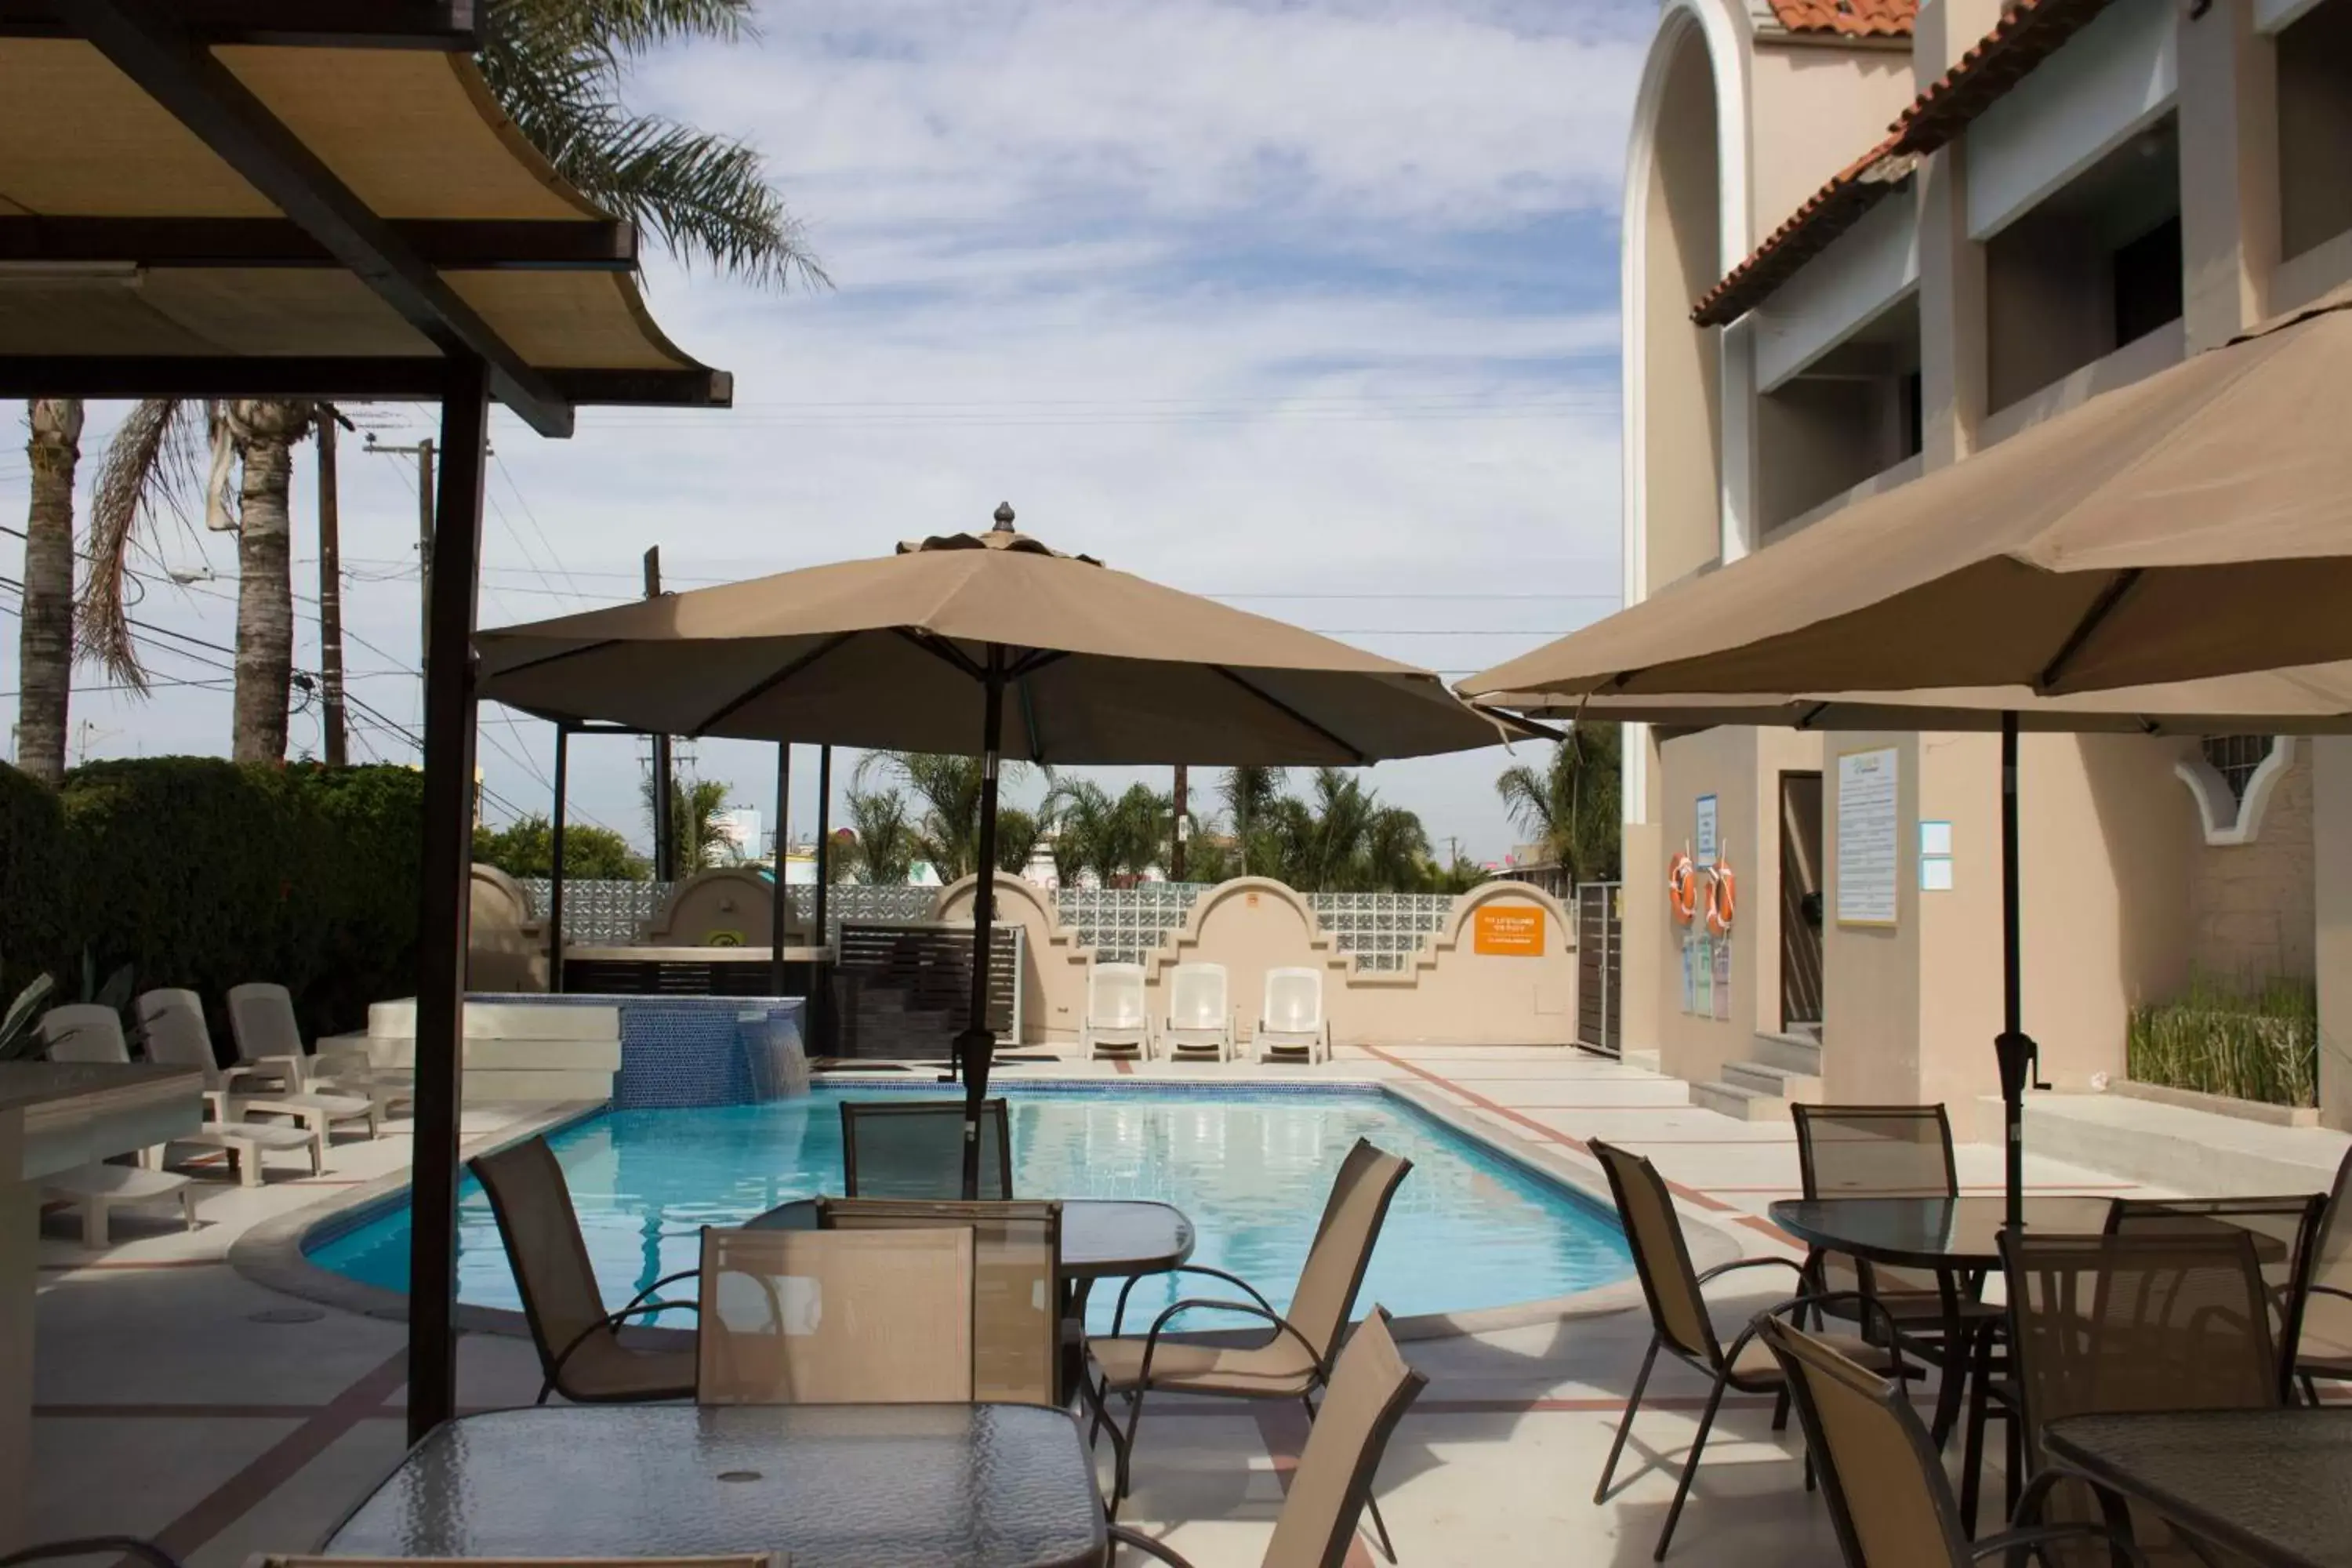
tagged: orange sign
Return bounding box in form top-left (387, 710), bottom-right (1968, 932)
top-left (1472, 906), bottom-right (1545, 956)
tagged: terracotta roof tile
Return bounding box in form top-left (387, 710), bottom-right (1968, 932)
top-left (1765, 0), bottom-right (1917, 38)
top-left (1695, 0), bottom-right (2118, 327)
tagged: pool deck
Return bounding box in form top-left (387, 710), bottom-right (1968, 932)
top-left (32, 1044), bottom-right (2183, 1566)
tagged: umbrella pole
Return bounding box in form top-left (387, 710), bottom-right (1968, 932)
top-left (960, 647), bottom-right (1007, 1200)
top-left (1994, 710), bottom-right (2035, 1233)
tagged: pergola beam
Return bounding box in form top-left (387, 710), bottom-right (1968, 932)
top-left (52, 0), bottom-right (575, 436)
top-left (0, 216), bottom-right (640, 270)
top-left (0, 0), bottom-right (477, 48)
top-left (0, 357), bottom-right (731, 407)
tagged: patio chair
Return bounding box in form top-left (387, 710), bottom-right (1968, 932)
top-left (31, 1007), bottom-right (198, 1246)
top-left (697, 1225), bottom-right (975, 1404)
top-left (1090, 1138), bottom-right (1412, 1552)
top-left (226, 981), bottom-right (410, 1126)
top-left (1106, 1307), bottom-right (1427, 1568)
top-left (1161, 962), bottom-right (1236, 1062)
top-left (1083, 961), bottom-right (1152, 1061)
top-left (2297, 1147), bottom-right (2352, 1400)
top-left (2104, 1192), bottom-right (2326, 1403)
top-left (1588, 1138), bottom-right (1907, 1561)
top-left (136, 989), bottom-right (354, 1171)
top-left (1756, 1316), bottom-right (2147, 1568)
top-left (71, 993), bottom-right (323, 1189)
top-left (1790, 1103), bottom-right (1997, 1326)
top-left (839, 1097), bottom-right (1012, 1200)
top-left (1257, 967), bottom-right (1330, 1064)
top-left (817, 1196), bottom-right (1062, 1403)
top-left (469, 1134), bottom-right (699, 1404)
top-left (2000, 1228), bottom-right (2281, 1559)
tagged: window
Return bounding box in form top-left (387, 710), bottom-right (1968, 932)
top-left (2202, 735), bottom-right (2271, 808)
top-left (2112, 215), bottom-right (2183, 349)
top-left (2278, 0), bottom-right (2352, 262)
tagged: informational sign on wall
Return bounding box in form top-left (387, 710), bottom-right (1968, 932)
top-left (1690, 935), bottom-right (1712, 1017)
top-left (1694, 793), bottom-right (1719, 867)
top-left (1836, 746), bottom-right (1900, 927)
top-left (1679, 935), bottom-right (1699, 1014)
top-left (1472, 905), bottom-right (1546, 956)
top-left (1711, 938), bottom-right (1731, 1021)
top-left (1918, 820), bottom-right (1955, 892)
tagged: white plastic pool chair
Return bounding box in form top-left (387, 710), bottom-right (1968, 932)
top-left (1257, 967), bottom-right (1331, 1064)
top-left (226, 982), bottom-right (402, 1133)
top-left (136, 989), bottom-right (332, 1184)
top-left (1083, 962), bottom-right (1152, 1061)
top-left (33, 1006), bottom-right (198, 1244)
top-left (1161, 964), bottom-right (1236, 1062)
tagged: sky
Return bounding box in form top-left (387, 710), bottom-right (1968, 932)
top-left (1, 0), bottom-right (1648, 864)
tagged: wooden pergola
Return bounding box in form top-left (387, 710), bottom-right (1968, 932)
top-left (0, 0), bottom-right (731, 1444)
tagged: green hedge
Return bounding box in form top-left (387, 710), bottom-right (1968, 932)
top-left (1, 764), bottom-right (69, 998)
top-left (58, 760), bottom-right (423, 1041)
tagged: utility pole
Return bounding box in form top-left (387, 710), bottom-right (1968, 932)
top-left (365, 434), bottom-right (437, 664)
top-left (316, 404), bottom-right (353, 766)
top-left (1171, 764), bottom-right (1189, 880)
top-left (645, 546), bottom-right (675, 882)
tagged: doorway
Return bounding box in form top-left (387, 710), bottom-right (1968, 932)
top-left (1779, 772), bottom-right (1825, 1032)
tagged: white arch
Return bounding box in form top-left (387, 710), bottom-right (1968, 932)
top-left (1617, 0), bottom-right (1750, 825)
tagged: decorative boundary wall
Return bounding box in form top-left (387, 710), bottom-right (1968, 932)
top-left (939, 875), bottom-right (1577, 1048)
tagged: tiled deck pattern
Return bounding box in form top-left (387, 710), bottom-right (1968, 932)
top-left (34, 1046), bottom-right (2170, 1566)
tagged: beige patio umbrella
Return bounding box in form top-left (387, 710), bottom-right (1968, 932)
top-left (479, 506), bottom-right (1522, 1194)
top-left (1465, 288), bottom-right (2352, 1229)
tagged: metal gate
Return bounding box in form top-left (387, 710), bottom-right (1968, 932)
top-left (1575, 882), bottom-right (1622, 1056)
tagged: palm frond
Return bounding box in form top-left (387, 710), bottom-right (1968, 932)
top-left (480, 0), bottom-right (822, 291)
top-left (80, 397), bottom-right (205, 688)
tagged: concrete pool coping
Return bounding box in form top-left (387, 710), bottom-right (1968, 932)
top-left (232, 1076), bottom-right (1748, 1344)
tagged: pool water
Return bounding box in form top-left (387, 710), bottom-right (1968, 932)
top-left (309, 1084), bottom-right (1632, 1334)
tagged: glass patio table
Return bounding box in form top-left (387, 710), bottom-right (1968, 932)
top-left (1766, 1193), bottom-right (2117, 1528)
top-left (325, 1404), bottom-right (1108, 1568)
top-left (2042, 1409), bottom-right (2352, 1568)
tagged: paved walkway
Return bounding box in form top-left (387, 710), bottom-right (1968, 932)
top-left (32, 1046), bottom-right (2183, 1566)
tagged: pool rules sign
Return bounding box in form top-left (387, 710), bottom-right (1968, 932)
top-left (1836, 746), bottom-right (1900, 927)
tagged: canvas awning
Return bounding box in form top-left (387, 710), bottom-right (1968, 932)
top-left (0, 2), bottom-right (730, 434)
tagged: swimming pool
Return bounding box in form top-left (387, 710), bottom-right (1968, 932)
top-left (308, 1083), bottom-right (1632, 1334)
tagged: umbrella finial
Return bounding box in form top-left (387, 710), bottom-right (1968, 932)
top-left (992, 502), bottom-right (1016, 532)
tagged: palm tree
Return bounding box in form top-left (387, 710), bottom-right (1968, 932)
top-left (1045, 778), bottom-right (1113, 887)
top-left (993, 806), bottom-right (1045, 877)
top-left (854, 752), bottom-right (1035, 883)
top-left (641, 771), bottom-right (735, 873)
top-left (1221, 764), bottom-right (1286, 876)
top-left (844, 787), bottom-right (914, 885)
top-left (14, 399), bottom-right (82, 786)
top-left (74, 0), bottom-right (823, 761)
top-left (1496, 721), bottom-right (1624, 886)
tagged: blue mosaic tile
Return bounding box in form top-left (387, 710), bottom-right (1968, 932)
top-left (468, 992), bottom-right (807, 1109)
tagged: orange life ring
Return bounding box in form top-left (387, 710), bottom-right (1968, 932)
top-left (1705, 858), bottom-right (1737, 935)
top-left (1668, 851), bottom-right (1699, 924)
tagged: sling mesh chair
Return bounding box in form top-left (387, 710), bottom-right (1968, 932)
top-left (1588, 1138), bottom-right (1910, 1561)
top-left (1106, 1308), bottom-right (1428, 1568)
top-left (2001, 1228), bottom-right (2282, 1565)
top-left (2104, 1193), bottom-right (2327, 1404)
top-left (1091, 1138), bottom-right (1412, 1556)
top-left (816, 1196), bottom-right (1063, 1403)
top-left (697, 1225), bottom-right (975, 1403)
top-left (2296, 1148), bottom-right (2352, 1399)
top-left (470, 1134), bottom-right (699, 1403)
top-left (839, 1097), bottom-right (1013, 1200)
top-left (1791, 1104), bottom-right (2004, 1343)
top-left (1758, 1317), bottom-right (2148, 1568)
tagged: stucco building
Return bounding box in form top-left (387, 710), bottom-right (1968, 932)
top-left (1618, 0), bottom-right (2352, 1126)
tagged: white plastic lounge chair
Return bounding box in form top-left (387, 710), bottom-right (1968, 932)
top-left (223, 983), bottom-right (387, 1137)
top-left (136, 989), bottom-right (332, 1183)
top-left (1082, 962), bottom-right (1151, 1061)
top-left (1161, 963), bottom-right (1236, 1062)
top-left (33, 1007), bottom-right (198, 1244)
top-left (1258, 967), bottom-right (1331, 1063)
